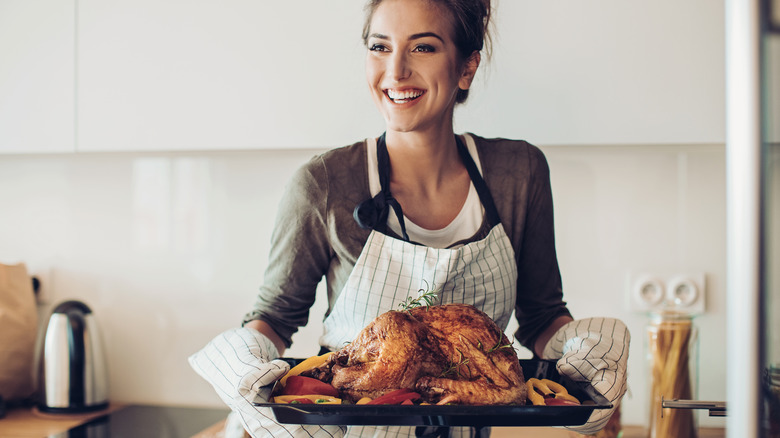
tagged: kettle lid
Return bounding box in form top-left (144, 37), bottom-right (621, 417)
top-left (51, 300), bottom-right (92, 315)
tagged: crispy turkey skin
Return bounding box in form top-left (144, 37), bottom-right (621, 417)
top-left (305, 303), bottom-right (527, 405)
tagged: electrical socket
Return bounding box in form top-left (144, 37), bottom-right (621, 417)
top-left (626, 272), bottom-right (706, 314)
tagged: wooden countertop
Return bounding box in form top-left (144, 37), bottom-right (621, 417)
top-left (0, 404), bottom-right (232, 437)
top-left (0, 403), bottom-right (126, 437)
top-left (491, 425), bottom-right (725, 437)
top-left (194, 419), bottom-right (725, 438)
top-left (2, 404), bottom-right (725, 438)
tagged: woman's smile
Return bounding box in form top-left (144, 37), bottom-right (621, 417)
top-left (384, 88), bottom-right (426, 105)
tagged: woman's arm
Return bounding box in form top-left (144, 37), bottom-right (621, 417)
top-left (532, 314), bottom-right (573, 357)
top-left (509, 142), bottom-right (573, 352)
top-left (476, 138), bottom-right (572, 352)
top-left (241, 142), bottom-right (371, 351)
top-left (241, 157), bottom-right (333, 349)
top-left (244, 319), bottom-right (287, 356)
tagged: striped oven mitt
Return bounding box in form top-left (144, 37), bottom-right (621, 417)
top-left (541, 317), bottom-right (630, 435)
top-left (188, 327), bottom-right (346, 438)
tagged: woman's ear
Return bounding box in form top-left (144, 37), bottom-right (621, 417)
top-left (458, 51), bottom-right (481, 91)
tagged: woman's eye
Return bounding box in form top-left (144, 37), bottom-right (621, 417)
top-left (369, 43), bottom-right (389, 52)
top-left (413, 44), bottom-right (435, 53)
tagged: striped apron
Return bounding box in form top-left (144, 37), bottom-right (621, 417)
top-left (321, 135), bottom-right (519, 438)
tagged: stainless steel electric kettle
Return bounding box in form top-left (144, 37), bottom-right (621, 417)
top-left (39, 300), bottom-right (109, 413)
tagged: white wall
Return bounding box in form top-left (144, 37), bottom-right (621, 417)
top-left (0, 142), bottom-right (726, 428)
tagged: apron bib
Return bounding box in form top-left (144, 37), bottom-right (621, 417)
top-left (321, 135), bottom-right (518, 438)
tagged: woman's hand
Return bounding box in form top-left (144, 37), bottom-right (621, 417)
top-left (541, 317), bottom-right (630, 435)
top-left (189, 327), bottom-right (346, 438)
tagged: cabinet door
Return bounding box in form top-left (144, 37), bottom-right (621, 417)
top-left (77, 0), bottom-right (382, 152)
top-left (0, 0), bottom-right (75, 153)
top-left (455, 0), bottom-right (726, 145)
top-left (78, 0), bottom-right (724, 151)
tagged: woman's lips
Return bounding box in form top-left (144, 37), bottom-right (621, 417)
top-left (385, 88), bottom-right (425, 104)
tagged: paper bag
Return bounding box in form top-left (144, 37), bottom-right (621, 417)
top-left (0, 263), bottom-right (38, 401)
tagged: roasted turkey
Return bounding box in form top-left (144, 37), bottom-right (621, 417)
top-left (303, 303), bottom-right (527, 405)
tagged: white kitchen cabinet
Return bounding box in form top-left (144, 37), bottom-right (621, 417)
top-left (0, 0), bottom-right (75, 153)
top-left (76, 0), bottom-right (383, 151)
top-left (76, 0), bottom-right (725, 151)
top-left (455, 0), bottom-right (726, 145)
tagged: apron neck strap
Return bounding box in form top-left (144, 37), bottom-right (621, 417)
top-left (353, 133), bottom-right (410, 241)
top-left (353, 133), bottom-right (501, 242)
top-left (455, 135), bottom-right (502, 227)
top-left (375, 133), bottom-right (411, 241)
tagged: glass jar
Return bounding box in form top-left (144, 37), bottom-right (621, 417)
top-left (646, 311), bottom-right (699, 438)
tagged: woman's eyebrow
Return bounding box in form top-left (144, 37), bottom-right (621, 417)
top-left (367, 32), bottom-right (445, 43)
top-left (409, 32), bottom-right (444, 43)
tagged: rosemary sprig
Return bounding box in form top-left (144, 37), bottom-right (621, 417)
top-left (439, 348), bottom-right (471, 379)
top-left (398, 280), bottom-right (439, 312)
top-left (486, 341), bottom-right (514, 354)
top-left (477, 330), bottom-right (517, 354)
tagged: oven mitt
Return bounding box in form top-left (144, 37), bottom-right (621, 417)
top-left (188, 327), bottom-right (346, 438)
top-left (541, 317), bottom-right (630, 435)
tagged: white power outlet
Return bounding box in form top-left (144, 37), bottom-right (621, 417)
top-left (627, 272), bottom-right (706, 314)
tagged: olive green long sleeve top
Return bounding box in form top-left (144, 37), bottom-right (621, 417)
top-left (243, 134), bottom-right (571, 352)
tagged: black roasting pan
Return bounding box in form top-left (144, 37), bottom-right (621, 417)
top-left (252, 359), bottom-right (612, 427)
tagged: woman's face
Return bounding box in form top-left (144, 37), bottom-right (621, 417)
top-left (365, 0), bottom-right (478, 135)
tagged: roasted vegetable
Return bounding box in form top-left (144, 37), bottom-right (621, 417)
top-left (281, 376), bottom-right (339, 398)
top-left (366, 388), bottom-right (421, 405)
top-left (274, 394), bottom-right (341, 404)
top-left (526, 378), bottom-right (580, 406)
top-left (280, 352), bottom-right (335, 386)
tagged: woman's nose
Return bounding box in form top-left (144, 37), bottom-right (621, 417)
top-left (389, 51), bottom-right (411, 81)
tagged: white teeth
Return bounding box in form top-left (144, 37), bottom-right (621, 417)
top-left (387, 89), bottom-right (424, 102)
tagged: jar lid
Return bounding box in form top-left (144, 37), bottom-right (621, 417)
top-left (650, 309), bottom-right (696, 321)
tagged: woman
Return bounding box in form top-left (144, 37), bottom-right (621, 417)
top-left (190, 0), bottom-right (629, 437)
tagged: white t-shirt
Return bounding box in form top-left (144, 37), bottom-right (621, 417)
top-left (366, 134), bottom-right (485, 249)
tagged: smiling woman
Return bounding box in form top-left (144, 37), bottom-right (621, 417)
top-left (188, 1), bottom-right (629, 437)
top-left (363, 0), bottom-right (479, 140)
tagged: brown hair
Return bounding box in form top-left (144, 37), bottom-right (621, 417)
top-left (362, 0), bottom-right (493, 103)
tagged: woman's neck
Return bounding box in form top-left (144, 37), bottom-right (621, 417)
top-left (384, 128), bottom-right (471, 223)
top-left (382, 127), bottom-right (471, 230)
top-left (385, 128), bottom-right (461, 186)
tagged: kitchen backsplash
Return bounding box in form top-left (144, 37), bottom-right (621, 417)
top-left (0, 142), bottom-right (726, 427)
